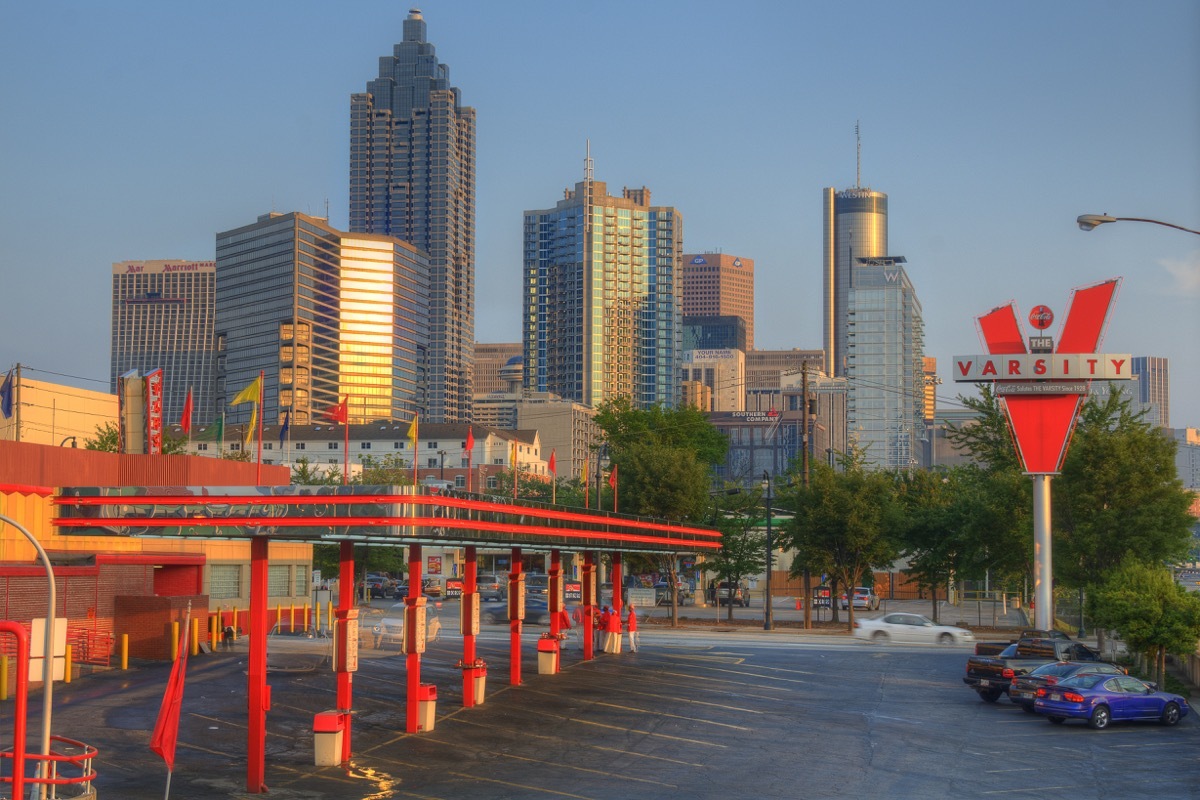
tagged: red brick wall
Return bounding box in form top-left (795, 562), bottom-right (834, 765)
top-left (114, 595), bottom-right (208, 660)
top-left (153, 564), bottom-right (203, 596)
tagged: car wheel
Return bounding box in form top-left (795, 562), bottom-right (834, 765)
top-left (979, 689), bottom-right (1003, 703)
top-left (871, 631), bottom-right (888, 643)
top-left (1047, 716), bottom-right (1066, 724)
top-left (1088, 705), bottom-right (1111, 730)
top-left (1162, 702), bottom-right (1182, 726)
top-left (938, 633), bottom-right (954, 645)
top-left (1021, 703), bottom-right (1036, 714)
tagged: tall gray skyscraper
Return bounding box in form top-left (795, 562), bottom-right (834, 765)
top-left (110, 260), bottom-right (216, 424)
top-left (1131, 356), bottom-right (1170, 428)
top-left (823, 187), bottom-right (888, 377)
top-left (350, 9), bottom-right (476, 423)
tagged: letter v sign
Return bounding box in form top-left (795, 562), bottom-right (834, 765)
top-left (978, 279), bottom-right (1120, 473)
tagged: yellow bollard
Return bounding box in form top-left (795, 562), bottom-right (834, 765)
top-left (277, 602), bottom-right (284, 634)
top-left (65, 645), bottom-right (73, 684)
top-left (232, 607), bottom-right (239, 639)
top-left (1, 655), bottom-right (8, 701)
top-left (191, 617), bottom-right (200, 657)
top-left (210, 614), bottom-right (219, 651)
top-left (290, 603), bottom-right (296, 634)
top-left (304, 602), bottom-right (311, 633)
top-left (121, 634), bottom-right (129, 670)
top-left (171, 621), bottom-right (180, 661)
top-left (327, 601), bottom-right (334, 632)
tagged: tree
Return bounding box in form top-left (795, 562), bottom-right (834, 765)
top-left (945, 385), bottom-right (1020, 473)
top-left (84, 421), bottom-right (187, 454)
top-left (785, 462), bottom-right (900, 631)
top-left (593, 398), bottom-right (728, 469)
top-left (705, 488), bottom-right (767, 621)
top-left (1055, 390), bottom-right (1194, 592)
top-left (1090, 560), bottom-right (1200, 689)
top-left (291, 457), bottom-right (342, 486)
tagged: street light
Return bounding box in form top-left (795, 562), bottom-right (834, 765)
top-left (762, 471), bottom-right (774, 632)
top-left (59, 436), bottom-right (77, 448)
top-left (1077, 214), bottom-right (1200, 236)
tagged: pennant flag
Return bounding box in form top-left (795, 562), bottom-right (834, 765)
top-left (322, 397), bottom-right (348, 424)
top-left (180, 388), bottom-right (193, 435)
top-left (149, 615), bottom-right (190, 771)
top-left (608, 463), bottom-right (619, 490)
top-left (192, 415), bottom-right (224, 443)
top-left (548, 449), bottom-right (557, 476)
top-left (465, 426), bottom-right (474, 452)
top-left (279, 410), bottom-right (290, 446)
top-left (581, 456), bottom-right (588, 485)
top-left (0, 368), bottom-right (12, 420)
top-left (230, 376), bottom-right (262, 407)
top-left (407, 414), bottom-right (419, 448)
top-left (244, 403), bottom-right (257, 447)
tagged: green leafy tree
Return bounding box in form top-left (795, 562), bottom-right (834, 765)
top-left (355, 454), bottom-right (415, 486)
top-left (706, 487), bottom-right (767, 621)
top-left (1090, 560), bottom-right (1200, 689)
top-left (594, 397), bottom-right (729, 469)
top-left (291, 457), bottom-right (342, 486)
top-left (945, 385), bottom-right (1020, 473)
top-left (84, 421), bottom-right (187, 454)
top-left (785, 462), bottom-right (899, 631)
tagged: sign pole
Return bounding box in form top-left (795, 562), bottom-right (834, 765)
top-left (1032, 475), bottom-right (1053, 630)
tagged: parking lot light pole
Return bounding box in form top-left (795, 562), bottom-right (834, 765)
top-left (762, 471), bottom-right (773, 631)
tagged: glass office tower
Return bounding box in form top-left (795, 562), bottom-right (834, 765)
top-left (111, 260), bottom-right (216, 424)
top-left (215, 212), bottom-right (428, 426)
top-left (350, 8), bottom-right (476, 423)
top-left (823, 187), bottom-right (888, 377)
top-left (844, 257), bottom-right (925, 471)
top-left (523, 167), bottom-right (683, 410)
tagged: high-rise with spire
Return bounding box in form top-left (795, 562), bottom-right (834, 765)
top-left (522, 151), bottom-right (683, 409)
top-left (350, 8), bottom-right (476, 423)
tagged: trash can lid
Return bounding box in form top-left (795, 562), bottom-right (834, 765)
top-left (313, 711), bottom-right (345, 732)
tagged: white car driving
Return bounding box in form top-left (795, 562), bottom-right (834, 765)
top-left (853, 612), bottom-right (975, 645)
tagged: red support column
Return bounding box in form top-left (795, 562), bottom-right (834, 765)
top-left (549, 549), bottom-right (562, 671)
top-left (611, 552), bottom-right (623, 620)
top-left (462, 546), bottom-right (480, 708)
top-left (509, 547), bottom-right (523, 686)
top-left (246, 536), bottom-right (269, 793)
top-left (582, 551), bottom-right (595, 661)
top-left (405, 543), bottom-right (423, 734)
top-left (337, 541), bottom-right (355, 761)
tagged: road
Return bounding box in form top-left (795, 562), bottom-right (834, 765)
top-left (25, 623), bottom-right (1197, 799)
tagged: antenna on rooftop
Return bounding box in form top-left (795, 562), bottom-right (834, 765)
top-left (855, 120), bottom-right (861, 189)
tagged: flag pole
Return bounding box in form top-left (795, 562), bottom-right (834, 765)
top-left (343, 396), bottom-right (349, 485)
top-left (255, 371), bottom-right (264, 484)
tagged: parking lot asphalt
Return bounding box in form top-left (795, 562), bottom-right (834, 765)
top-left (24, 612), bottom-right (1198, 800)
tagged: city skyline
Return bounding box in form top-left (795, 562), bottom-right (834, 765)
top-left (1, 2), bottom-right (1197, 426)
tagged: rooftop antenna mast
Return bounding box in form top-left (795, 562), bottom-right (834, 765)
top-left (855, 120), bottom-right (861, 189)
top-left (584, 139), bottom-right (594, 234)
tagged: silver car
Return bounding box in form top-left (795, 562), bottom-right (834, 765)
top-left (853, 612), bottom-right (975, 645)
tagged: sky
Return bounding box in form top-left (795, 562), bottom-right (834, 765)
top-left (2, 1), bottom-right (1198, 426)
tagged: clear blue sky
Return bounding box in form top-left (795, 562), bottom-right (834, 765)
top-left (2, 1), bottom-right (1197, 425)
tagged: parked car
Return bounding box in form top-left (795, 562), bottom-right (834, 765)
top-left (481, 596), bottom-right (551, 626)
top-left (965, 637), bottom-right (1105, 702)
top-left (854, 612), bottom-right (975, 646)
top-left (653, 581), bottom-right (692, 606)
top-left (364, 573), bottom-right (395, 599)
top-left (476, 574), bottom-right (506, 602)
top-left (1008, 661), bottom-right (1126, 712)
top-left (974, 629), bottom-right (1070, 656)
top-left (708, 580), bottom-right (750, 607)
top-left (1034, 673), bottom-right (1190, 729)
top-left (839, 587), bottom-right (880, 610)
top-left (524, 573), bottom-right (550, 596)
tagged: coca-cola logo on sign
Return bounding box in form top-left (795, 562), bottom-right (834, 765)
top-left (1029, 305), bottom-right (1054, 330)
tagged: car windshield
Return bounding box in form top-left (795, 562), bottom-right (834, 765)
top-left (1057, 673), bottom-right (1108, 689)
top-left (1030, 663), bottom-right (1074, 677)
top-left (999, 644), bottom-right (1019, 658)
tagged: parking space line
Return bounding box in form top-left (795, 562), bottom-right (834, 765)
top-left (980, 786), bottom-right (1078, 795)
top-left (447, 717), bottom-right (707, 767)
top-left (570, 717), bottom-right (728, 747)
top-left (553, 685), bottom-right (764, 715)
top-left (984, 768), bottom-right (1037, 773)
top-left (586, 700), bottom-right (752, 730)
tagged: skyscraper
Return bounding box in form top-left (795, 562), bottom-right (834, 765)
top-left (110, 260), bottom-right (216, 424)
top-left (215, 212), bottom-right (429, 427)
top-left (523, 157), bottom-right (683, 409)
top-left (350, 9), bottom-right (476, 423)
top-left (823, 187), bottom-right (887, 377)
top-left (682, 252), bottom-right (755, 350)
top-left (1131, 356), bottom-right (1170, 428)
top-left (844, 256), bottom-right (925, 470)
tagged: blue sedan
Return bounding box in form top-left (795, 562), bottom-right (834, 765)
top-left (1034, 673), bottom-right (1190, 729)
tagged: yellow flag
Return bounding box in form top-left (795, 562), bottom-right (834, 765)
top-left (245, 403), bottom-right (257, 446)
top-left (581, 456), bottom-right (588, 484)
top-left (231, 376), bottom-right (262, 406)
top-left (407, 413), bottom-right (418, 448)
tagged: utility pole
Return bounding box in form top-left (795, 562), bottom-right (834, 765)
top-left (801, 363), bottom-right (812, 629)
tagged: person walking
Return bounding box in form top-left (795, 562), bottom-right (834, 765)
top-left (604, 605), bottom-right (622, 654)
top-left (556, 607), bottom-right (574, 650)
top-left (626, 604), bottom-right (639, 652)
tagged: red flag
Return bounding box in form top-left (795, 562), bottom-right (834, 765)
top-left (180, 388), bottom-right (193, 435)
top-left (322, 397), bottom-right (348, 424)
top-left (608, 463), bottom-right (618, 490)
top-left (150, 620), bottom-right (190, 770)
top-left (465, 427), bottom-right (475, 451)
top-left (548, 449), bottom-right (557, 476)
